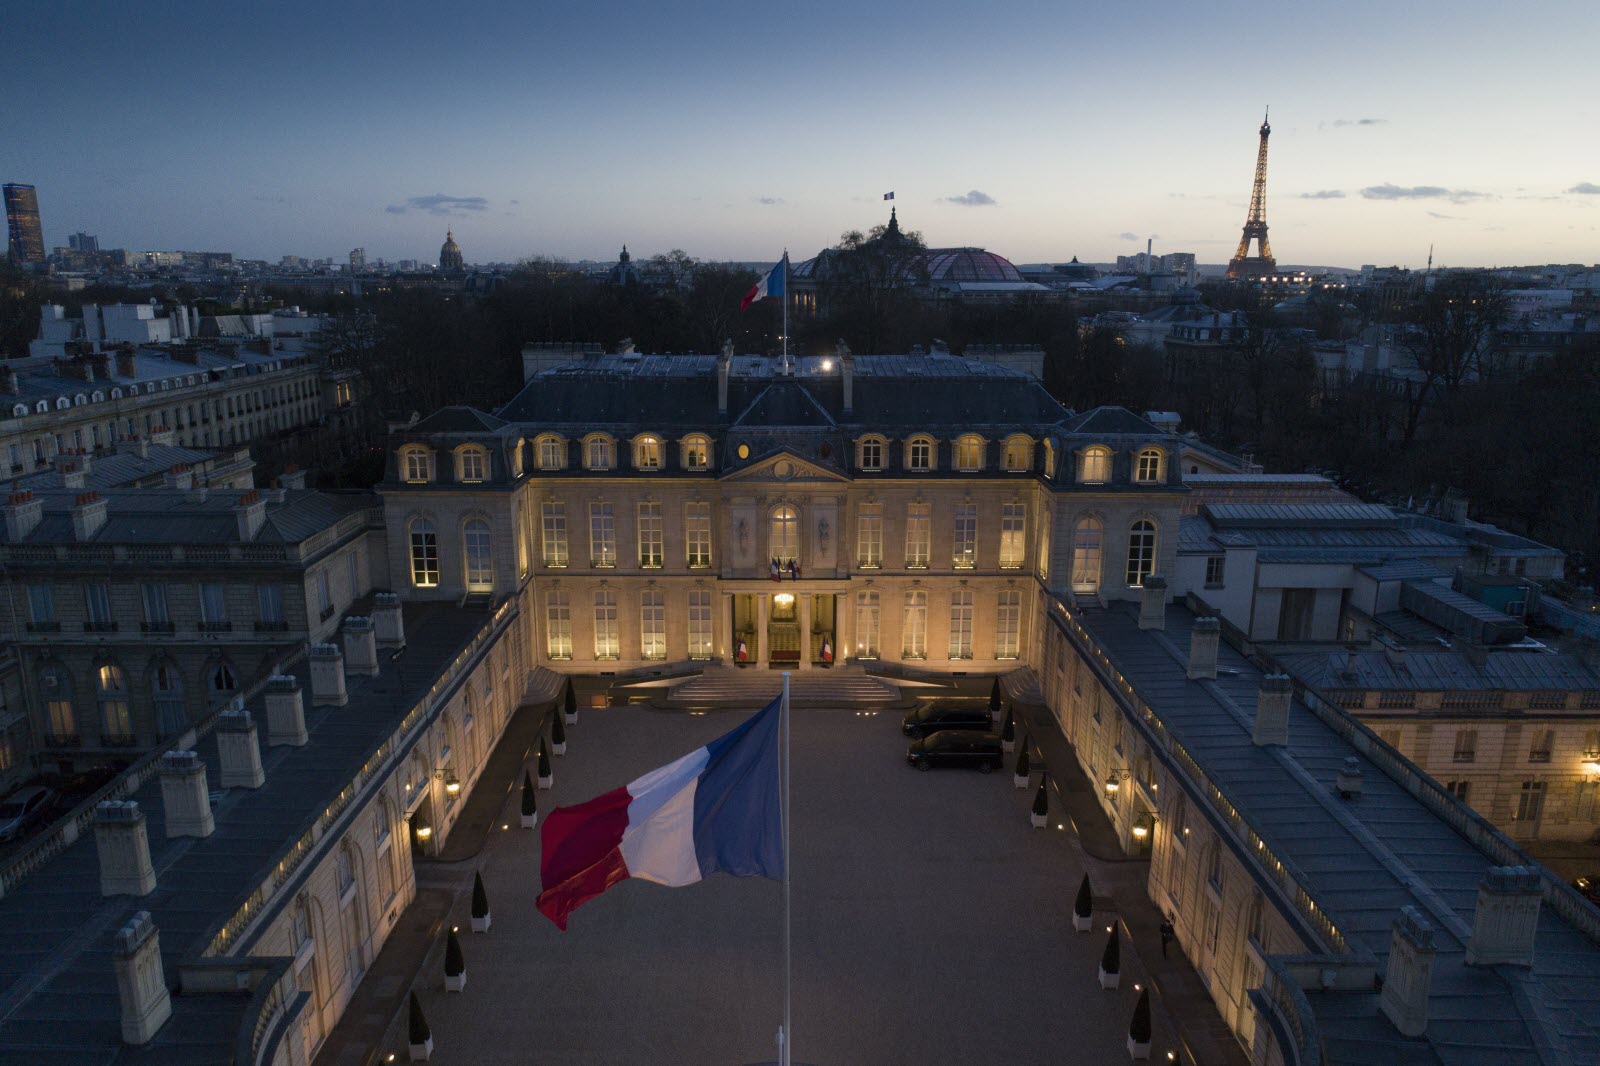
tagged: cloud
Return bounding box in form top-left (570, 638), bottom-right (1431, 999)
top-left (1300, 189), bottom-right (1346, 200)
top-left (1569, 182), bottom-right (1600, 195)
top-left (1327, 118), bottom-right (1388, 128)
top-left (1116, 232), bottom-right (1138, 241)
top-left (1360, 184), bottom-right (1488, 204)
top-left (942, 189), bottom-right (997, 207)
top-left (756, 196), bottom-right (785, 205)
top-left (384, 193), bottom-right (490, 216)
top-left (1426, 211), bottom-right (1458, 220)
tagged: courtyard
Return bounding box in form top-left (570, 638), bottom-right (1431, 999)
top-left (413, 699), bottom-right (1180, 1065)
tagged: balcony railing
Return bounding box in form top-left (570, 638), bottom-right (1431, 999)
top-left (25, 621), bottom-right (61, 633)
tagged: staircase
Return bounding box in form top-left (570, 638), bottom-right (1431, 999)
top-left (659, 665), bottom-right (905, 710)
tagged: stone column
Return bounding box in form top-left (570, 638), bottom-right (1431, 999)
top-left (216, 706), bottom-right (264, 789)
top-left (308, 643), bottom-right (348, 707)
top-left (835, 593), bottom-right (851, 665)
top-left (1466, 866), bottom-right (1542, 967)
top-left (264, 675), bottom-right (307, 747)
top-left (721, 593), bottom-right (734, 661)
top-left (756, 594), bottom-right (770, 666)
top-left (94, 801), bottom-right (156, 897)
top-left (342, 616), bottom-right (379, 678)
top-left (113, 911), bottom-right (171, 1045)
top-left (158, 751), bottom-right (214, 838)
top-left (1379, 906), bottom-right (1436, 1037)
top-left (797, 595), bottom-right (812, 670)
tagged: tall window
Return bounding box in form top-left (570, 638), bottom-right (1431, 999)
top-left (211, 663), bottom-right (237, 694)
top-left (948, 590), bottom-right (973, 659)
top-left (1529, 730), bottom-right (1554, 763)
top-left (585, 436), bottom-right (615, 470)
top-left (537, 435), bottom-right (565, 470)
top-left (858, 504), bottom-right (883, 567)
top-left (1000, 503), bottom-right (1025, 568)
top-left (954, 435), bottom-right (984, 471)
top-left (589, 502), bottom-right (615, 567)
top-left (903, 591), bottom-right (927, 658)
top-left (515, 497), bottom-right (530, 577)
top-left (686, 503), bottom-right (712, 567)
top-left (258, 584), bottom-right (284, 625)
top-left (593, 591), bottom-right (619, 659)
top-left (402, 447), bottom-right (431, 483)
top-left (907, 436), bottom-right (934, 471)
top-left (409, 519), bottom-right (439, 587)
top-left (1205, 556), bottom-right (1226, 586)
top-left (1002, 436), bottom-right (1032, 471)
top-left (1452, 729), bottom-right (1478, 763)
top-left (545, 590), bottom-right (572, 659)
top-left (42, 665), bottom-right (75, 741)
top-left (374, 804), bottom-right (396, 902)
top-left (637, 503), bottom-right (663, 567)
top-left (463, 519), bottom-right (493, 591)
top-left (84, 584), bottom-right (114, 629)
top-left (996, 590), bottom-right (1022, 659)
top-left (952, 505), bottom-right (977, 568)
top-left (1446, 779), bottom-right (1471, 802)
top-left (458, 446), bottom-right (488, 482)
top-left (97, 664), bottom-right (132, 741)
top-left (1136, 448), bottom-right (1164, 483)
top-left (1125, 520), bottom-right (1156, 587)
top-left (854, 591), bottom-right (881, 658)
top-left (541, 501), bottom-right (568, 567)
top-left (858, 437), bottom-right (885, 471)
top-left (27, 584), bottom-right (55, 627)
top-left (1080, 446), bottom-right (1112, 484)
top-left (153, 661), bottom-right (186, 737)
top-left (688, 590), bottom-right (713, 659)
top-left (142, 583), bottom-right (170, 628)
top-left (1516, 780), bottom-right (1546, 823)
top-left (682, 435), bottom-right (711, 471)
top-left (640, 590), bottom-right (666, 660)
top-left (770, 506), bottom-right (799, 565)
top-left (905, 504), bottom-right (930, 567)
top-left (200, 582), bottom-right (229, 628)
top-left (633, 436), bottom-right (662, 471)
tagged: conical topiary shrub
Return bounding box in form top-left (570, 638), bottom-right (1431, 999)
top-left (408, 990), bottom-right (432, 1060)
top-left (1129, 988), bottom-right (1152, 1055)
top-left (444, 927), bottom-right (466, 991)
top-left (1073, 874), bottom-right (1093, 931)
top-left (1001, 705), bottom-right (1016, 751)
top-left (564, 681), bottom-right (578, 724)
top-left (471, 872), bottom-right (491, 932)
top-left (989, 677), bottom-right (1002, 714)
top-left (1098, 926), bottom-right (1121, 989)
top-left (552, 711), bottom-right (567, 755)
top-left (1013, 745), bottom-right (1031, 789)
top-left (520, 770), bottom-right (537, 828)
top-left (1030, 778), bottom-right (1048, 828)
top-left (537, 738), bottom-right (552, 789)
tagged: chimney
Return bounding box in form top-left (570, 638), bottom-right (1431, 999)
top-left (112, 911), bottom-right (172, 1046)
top-left (4, 491), bottom-right (42, 541)
top-left (162, 464), bottom-right (193, 491)
top-left (1187, 616), bottom-right (1220, 680)
top-left (157, 751), bottom-right (214, 838)
top-left (0, 365), bottom-right (17, 394)
top-left (278, 465), bottom-right (307, 491)
top-left (148, 425), bottom-right (175, 447)
top-left (1253, 674), bottom-right (1293, 747)
top-left (185, 481), bottom-right (209, 504)
top-left (234, 490), bottom-right (266, 541)
top-left (60, 465), bottom-right (87, 490)
top-left (308, 643), bottom-right (348, 707)
top-left (118, 434), bottom-right (150, 460)
top-left (1466, 866), bottom-right (1542, 967)
top-left (93, 801), bottom-right (156, 897)
top-left (262, 486), bottom-right (285, 505)
top-left (838, 341), bottom-right (855, 415)
top-left (94, 352), bottom-right (113, 380)
top-left (342, 616), bottom-right (380, 678)
top-left (373, 592), bottom-right (406, 648)
top-left (1138, 575), bottom-right (1168, 630)
top-left (71, 492), bottom-right (109, 541)
top-left (215, 704), bottom-right (264, 789)
top-left (115, 347), bottom-right (138, 378)
top-left (1336, 756), bottom-right (1364, 799)
top-left (1378, 906), bottom-right (1436, 1038)
top-left (717, 340), bottom-right (732, 416)
top-left (264, 675), bottom-right (307, 747)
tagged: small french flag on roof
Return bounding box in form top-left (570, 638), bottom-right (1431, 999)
top-left (883, 191), bottom-right (894, 200)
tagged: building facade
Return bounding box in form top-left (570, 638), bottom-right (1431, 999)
top-left (3, 184), bottom-right (45, 268)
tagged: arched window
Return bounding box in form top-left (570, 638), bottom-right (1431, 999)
top-left (456, 445), bottom-right (488, 483)
top-left (770, 506), bottom-right (799, 565)
top-left (1080, 446), bottom-right (1112, 484)
top-left (1126, 520), bottom-right (1157, 587)
top-left (152, 661), bottom-right (186, 738)
top-left (954, 434), bottom-right (985, 472)
top-left (373, 799), bottom-right (397, 903)
top-left (857, 436), bottom-right (886, 471)
top-left (98, 664), bottom-right (132, 742)
top-left (681, 434), bottom-right (711, 471)
top-left (91, 390), bottom-right (105, 403)
top-left (585, 435), bottom-right (615, 471)
top-left (462, 518), bottom-right (493, 592)
top-left (632, 435), bottom-right (662, 471)
top-left (400, 446), bottom-right (431, 484)
top-left (1071, 516), bottom-right (1104, 594)
top-left (1135, 447), bottom-right (1166, 484)
top-left (1002, 435), bottom-right (1033, 472)
top-left (409, 518), bottom-right (439, 587)
top-left (905, 435), bottom-right (935, 471)
top-left (536, 434), bottom-right (566, 471)
top-left (34, 401), bottom-right (48, 414)
top-left (40, 664), bottom-right (76, 742)
top-left (11, 404), bottom-right (25, 418)
top-left (210, 662), bottom-right (238, 694)
top-left (110, 388), bottom-right (123, 399)
top-left (56, 397), bottom-right (70, 410)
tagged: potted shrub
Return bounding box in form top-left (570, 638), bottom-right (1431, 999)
top-left (407, 991), bottom-right (432, 1061)
top-left (1030, 778), bottom-right (1049, 828)
top-left (1074, 874), bottom-right (1094, 932)
top-left (537, 738), bottom-right (553, 789)
top-left (1013, 745), bottom-right (1031, 790)
top-left (552, 711), bottom-right (567, 756)
top-left (471, 872), bottom-right (491, 933)
top-left (444, 928), bottom-right (466, 992)
top-left (564, 681), bottom-right (579, 725)
top-left (520, 771), bottom-right (537, 828)
top-left (1127, 988), bottom-right (1152, 1059)
top-left (1098, 926), bottom-right (1121, 989)
top-left (989, 677), bottom-right (1002, 716)
top-left (1001, 705), bottom-right (1016, 753)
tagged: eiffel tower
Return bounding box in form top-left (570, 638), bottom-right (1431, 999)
top-left (1226, 109), bottom-right (1277, 279)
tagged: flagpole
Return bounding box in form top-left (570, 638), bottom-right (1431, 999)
top-left (781, 250), bottom-right (790, 376)
top-left (781, 669), bottom-right (792, 1066)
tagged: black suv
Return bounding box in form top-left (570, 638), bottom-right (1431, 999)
top-left (901, 700), bottom-right (993, 738)
top-left (907, 731), bottom-right (1004, 772)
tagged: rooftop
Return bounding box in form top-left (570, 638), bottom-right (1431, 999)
top-left (0, 488), bottom-right (373, 546)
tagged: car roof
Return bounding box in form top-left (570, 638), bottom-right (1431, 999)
top-left (926, 731), bottom-right (1001, 746)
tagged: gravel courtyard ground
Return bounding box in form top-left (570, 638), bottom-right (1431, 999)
top-left (416, 702), bottom-right (1174, 1065)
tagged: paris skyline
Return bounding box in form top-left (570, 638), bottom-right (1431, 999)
top-left (3, 0), bottom-right (1596, 269)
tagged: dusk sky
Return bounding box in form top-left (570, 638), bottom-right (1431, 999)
top-left (4, 0), bottom-right (1597, 269)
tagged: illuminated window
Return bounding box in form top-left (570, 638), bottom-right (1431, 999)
top-left (855, 591), bottom-right (881, 658)
top-left (585, 435), bottom-right (615, 471)
top-left (686, 502), bottom-right (712, 567)
top-left (509, 439), bottom-right (525, 477)
top-left (1135, 448), bottom-right (1165, 484)
top-left (1000, 503), bottom-right (1025, 568)
top-left (42, 664), bottom-right (76, 741)
top-left (954, 435), bottom-right (984, 472)
top-left (545, 590), bottom-right (572, 659)
top-left (541, 501), bottom-right (568, 567)
top-left (637, 502), bottom-right (663, 567)
top-left (632, 435), bottom-right (662, 471)
top-left (401, 446), bottom-right (431, 483)
top-left (640, 590), bottom-right (666, 660)
top-left (537, 435), bottom-right (566, 471)
top-left (457, 446), bottom-right (488, 483)
top-left (682, 434), bottom-right (711, 471)
top-left (902, 592), bottom-right (927, 659)
top-left (952, 505), bottom-right (976, 568)
top-left (905, 503), bottom-right (930, 567)
top-left (907, 436), bottom-right (935, 471)
top-left (1072, 516), bottom-right (1103, 594)
top-left (996, 590), bottom-right (1021, 659)
top-left (1002, 435), bottom-right (1032, 472)
top-left (948, 590), bottom-right (973, 659)
top-left (409, 518), bottom-right (439, 587)
top-left (1080, 446), bottom-right (1112, 484)
top-left (589, 502), bottom-right (615, 567)
top-left (858, 437), bottom-right (885, 471)
top-left (688, 590), bottom-right (713, 659)
top-left (858, 503), bottom-right (882, 567)
top-left (593, 591), bottom-right (619, 660)
top-left (463, 519), bottom-right (493, 591)
top-left (1125, 519), bottom-right (1157, 587)
top-left (770, 505), bottom-right (799, 565)
top-left (97, 664), bottom-right (132, 741)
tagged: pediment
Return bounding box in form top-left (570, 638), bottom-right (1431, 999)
top-left (720, 450), bottom-right (850, 484)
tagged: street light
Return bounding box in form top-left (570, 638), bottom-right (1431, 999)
top-left (1105, 768), bottom-right (1131, 795)
top-left (437, 767), bottom-right (460, 795)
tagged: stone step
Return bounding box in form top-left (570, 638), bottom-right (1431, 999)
top-left (660, 669), bottom-right (903, 709)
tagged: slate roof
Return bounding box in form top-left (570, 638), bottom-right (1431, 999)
top-left (409, 406), bottom-right (507, 434)
top-left (15, 444), bottom-right (222, 492)
top-left (1059, 406), bottom-right (1163, 436)
top-left (0, 488), bottom-right (373, 546)
top-left (733, 380), bottom-right (836, 427)
top-left (1071, 601), bottom-right (1600, 1065)
top-left (1277, 648), bottom-right (1600, 693)
top-left (6, 348), bottom-right (292, 407)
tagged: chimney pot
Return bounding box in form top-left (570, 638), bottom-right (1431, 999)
top-left (1379, 906), bottom-right (1437, 1037)
top-left (1138, 576), bottom-right (1168, 630)
top-left (1253, 674), bottom-right (1293, 747)
top-left (1187, 616), bottom-right (1220, 680)
top-left (1466, 866), bottom-right (1542, 967)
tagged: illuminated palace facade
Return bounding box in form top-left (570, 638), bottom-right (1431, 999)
top-left (382, 349), bottom-right (1186, 675)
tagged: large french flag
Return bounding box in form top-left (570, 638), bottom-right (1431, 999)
top-left (740, 258), bottom-right (786, 311)
top-left (536, 698), bottom-right (784, 930)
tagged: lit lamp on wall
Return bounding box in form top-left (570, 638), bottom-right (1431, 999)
top-left (438, 768), bottom-right (461, 796)
top-left (1131, 812), bottom-right (1156, 842)
top-left (412, 813), bottom-right (433, 843)
top-left (1582, 754), bottom-right (1600, 780)
top-left (773, 592), bottom-right (796, 609)
top-left (1104, 768), bottom-right (1131, 795)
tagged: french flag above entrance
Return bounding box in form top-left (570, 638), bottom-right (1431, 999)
top-left (536, 697), bottom-right (784, 929)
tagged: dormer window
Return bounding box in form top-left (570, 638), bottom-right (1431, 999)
top-left (585, 434), bottom-right (615, 471)
top-left (682, 434), bottom-right (711, 471)
top-left (401, 445), bottom-right (432, 484)
top-left (858, 436), bottom-right (886, 471)
top-left (536, 434), bottom-right (566, 471)
top-left (954, 435), bottom-right (985, 472)
top-left (1080, 446), bottom-right (1112, 484)
top-left (1002, 435), bottom-right (1033, 472)
top-left (457, 445), bottom-right (489, 483)
top-left (906, 436), bottom-right (935, 472)
top-left (632, 435), bottom-right (662, 471)
top-left (1135, 447), bottom-right (1165, 484)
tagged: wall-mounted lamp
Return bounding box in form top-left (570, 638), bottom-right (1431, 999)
top-left (413, 813), bottom-right (433, 842)
top-left (1104, 768), bottom-right (1131, 795)
top-left (437, 768), bottom-right (460, 795)
top-left (1582, 756), bottom-right (1600, 780)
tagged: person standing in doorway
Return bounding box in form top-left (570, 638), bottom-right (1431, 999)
top-left (1159, 917), bottom-right (1175, 959)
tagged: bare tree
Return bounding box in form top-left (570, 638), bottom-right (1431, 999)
top-left (1396, 272), bottom-right (1508, 446)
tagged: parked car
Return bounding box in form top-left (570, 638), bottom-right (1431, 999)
top-left (901, 700), bottom-right (993, 738)
top-left (0, 786), bottom-right (56, 843)
top-left (907, 731), bottom-right (1004, 772)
